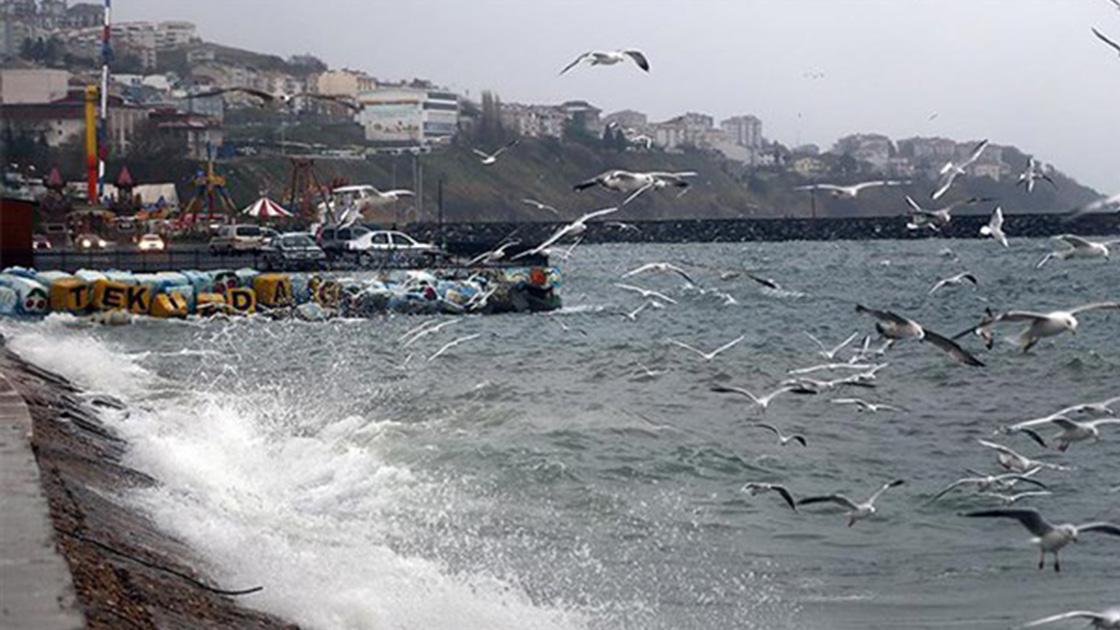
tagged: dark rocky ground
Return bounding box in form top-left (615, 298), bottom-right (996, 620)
top-left (0, 339), bottom-right (297, 629)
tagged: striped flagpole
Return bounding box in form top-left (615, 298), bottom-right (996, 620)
top-left (97, 0), bottom-right (111, 199)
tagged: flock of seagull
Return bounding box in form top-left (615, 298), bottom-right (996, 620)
top-left (386, 39), bottom-right (1120, 628)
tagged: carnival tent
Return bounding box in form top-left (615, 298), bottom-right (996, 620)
top-left (242, 197), bottom-right (293, 219)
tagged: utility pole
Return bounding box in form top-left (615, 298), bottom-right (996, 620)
top-left (437, 176), bottom-right (445, 247)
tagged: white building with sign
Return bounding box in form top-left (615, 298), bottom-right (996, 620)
top-left (356, 86), bottom-right (459, 145)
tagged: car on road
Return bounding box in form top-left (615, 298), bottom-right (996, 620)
top-left (75, 233), bottom-right (111, 250)
top-left (260, 232), bottom-right (327, 271)
top-left (137, 234), bottom-right (166, 252)
top-left (317, 225), bottom-right (372, 256)
top-left (32, 234), bottom-right (52, 250)
top-left (208, 224), bottom-right (268, 254)
top-left (347, 230), bottom-right (442, 267)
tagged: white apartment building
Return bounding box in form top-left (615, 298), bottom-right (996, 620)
top-left (356, 85), bottom-right (459, 144)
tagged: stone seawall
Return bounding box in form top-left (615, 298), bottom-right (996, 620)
top-left (412, 212), bottom-right (1120, 249)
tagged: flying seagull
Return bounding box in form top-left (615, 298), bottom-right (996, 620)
top-left (905, 195), bottom-right (991, 232)
top-left (951, 307), bottom-right (999, 350)
top-left (1036, 234), bottom-right (1118, 268)
top-left (927, 471), bottom-right (1048, 503)
top-left (741, 483), bottom-right (798, 511)
top-left (613, 283), bottom-right (678, 305)
top-left (623, 299), bottom-right (664, 321)
top-left (1017, 158), bottom-right (1056, 193)
top-left (709, 384), bottom-right (797, 411)
top-left (522, 198), bottom-right (562, 216)
top-left (427, 333), bottom-right (482, 361)
top-left (1092, 27), bottom-right (1120, 56)
top-left (1064, 192), bottom-right (1120, 220)
top-left (932, 139), bottom-right (989, 200)
top-left (962, 508), bottom-right (1120, 572)
top-left (668, 335), bottom-right (745, 361)
top-left (928, 272), bottom-right (978, 295)
top-left (1044, 417), bottom-right (1120, 451)
top-left (855, 304), bottom-right (985, 367)
top-left (472, 139), bottom-right (519, 165)
top-left (984, 302), bottom-right (1120, 352)
top-left (574, 170), bottom-right (696, 206)
top-left (466, 241), bottom-right (520, 266)
top-left (978, 490), bottom-right (1053, 505)
top-left (788, 362), bottom-right (879, 376)
top-left (754, 422), bottom-right (807, 447)
top-left (793, 180), bottom-right (910, 198)
top-left (512, 206), bottom-right (620, 260)
top-left (805, 331), bottom-right (859, 360)
top-left (1019, 607), bottom-right (1120, 629)
top-left (797, 479), bottom-right (906, 527)
top-left (979, 206), bottom-right (1010, 248)
top-left (977, 440), bottom-right (1069, 474)
top-left (621, 262), bottom-right (696, 285)
top-left (560, 49), bottom-right (650, 75)
top-left (831, 398), bottom-right (902, 413)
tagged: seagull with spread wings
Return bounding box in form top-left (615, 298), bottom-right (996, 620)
top-left (754, 422), bottom-right (807, 447)
top-left (522, 198), bottom-right (562, 216)
top-left (932, 139), bottom-right (989, 200)
top-left (668, 335), bottom-right (745, 361)
top-left (621, 262), bottom-right (696, 285)
top-left (574, 170), bottom-right (697, 206)
top-left (962, 508), bottom-right (1120, 572)
top-left (905, 195), bottom-right (991, 232)
top-left (982, 302), bottom-right (1120, 352)
top-left (1036, 234), bottom-right (1118, 267)
top-left (928, 272), bottom-right (978, 295)
top-left (797, 479), bottom-right (906, 527)
top-left (977, 440), bottom-right (1068, 474)
top-left (560, 49), bottom-right (650, 75)
top-left (855, 304), bottom-right (985, 366)
top-left (472, 139), bottom-right (519, 165)
top-left (979, 206), bottom-right (1009, 247)
top-left (1017, 158), bottom-right (1057, 193)
top-left (741, 483), bottom-right (798, 511)
top-left (1092, 27), bottom-right (1120, 57)
top-left (794, 180), bottom-right (909, 198)
top-left (511, 206), bottom-right (619, 260)
top-left (1019, 607), bottom-right (1120, 629)
top-left (804, 331), bottom-right (859, 360)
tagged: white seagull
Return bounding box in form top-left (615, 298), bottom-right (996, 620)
top-left (754, 422), bottom-right (807, 447)
top-left (986, 302), bottom-right (1120, 352)
top-left (741, 482), bottom-right (798, 511)
top-left (466, 241), bottom-right (520, 266)
top-left (855, 304), bottom-right (985, 367)
top-left (1036, 235), bottom-right (1117, 268)
top-left (793, 180), bottom-right (910, 198)
top-left (962, 508), bottom-right (1120, 572)
top-left (788, 362), bottom-right (879, 376)
top-left (401, 319), bottom-right (459, 348)
top-left (978, 490), bottom-right (1053, 505)
top-left (905, 195), bottom-right (990, 232)
top-left (621, 262), bottom-right (696, 285)
top-left (710, 384), bottom-right (797, 411)
top-left (805, 331), bottom-right (860, 360)
top-left (977, 440), bottom-right (1069, 474)
top-left (831, 398), bottom-right (903, 413)
top-left (427, 333), bottom-right (482, 361)
top-left (932, 139), bottom-right (989, 200)
top-left (927, 471), bottom-right (1048, 503)
top-left (472, 139), bottom-right (519, 165)
top-left (613, 283), bottom-right (678, 305)
top-left (1044, 417), bottom-right (1120, 451)
top-left (522, 198), bottom-right (562, 216)
top-left (511, 206), bottom-right (620, 259)
top-left (1017, 158), bottom-right (1056, 193)
top-left (979, 206), bottom-right (1010, 247)
top-left (560, 49), bottom-right (650, 75)
top-left (574, 170), bottom-right (696, 205)
top-left (1020, 607), bottom-right (1120, 629)
top-left (797, 479), bottom-right (906, 527)
top-left (668, 335), bottom-right (745, 361)
top-left (928, 272), bottom-right (979, 295)
top-left (622, 299), bottom-right (664, 321)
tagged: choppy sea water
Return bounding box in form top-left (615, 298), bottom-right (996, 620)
top-left (4, 238), bottom-right (1119, 630)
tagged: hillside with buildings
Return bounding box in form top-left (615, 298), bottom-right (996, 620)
top-left (0, 0), bottom-right (1103, 222)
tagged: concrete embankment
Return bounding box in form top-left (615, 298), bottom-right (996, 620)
top-left (0, 338), bottom-right (297, 629)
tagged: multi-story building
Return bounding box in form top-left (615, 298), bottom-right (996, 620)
top-left (499, 102), bottom-right (566, 138)
top-left (315, 68), bottom-right (375, 98)
top-left (560, 100), bottom-right (602, 134)
top-left (154, 20), bottom-right (196, 49)
top-left (792, 156), bottom-right (829, 178)
top-left (60, 2), bottom-right (101, 29)
top-left (720, 115), bottom-right (762, 149)
top-left (356, 85), bottom-right (459, 144)
top-left (147, 109), bottom-right (223, 159)
top-left (832, 133), bottom-right (894, 172)
top-left (602, 109), bottom-right (648, 131)
top-left (651, 112), bottom-right (715, 150)
top-left (0, 90), bottom-right (147, 153)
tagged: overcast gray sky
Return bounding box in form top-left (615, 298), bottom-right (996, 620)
top-left (120, 0), bottom-right (1119, 192)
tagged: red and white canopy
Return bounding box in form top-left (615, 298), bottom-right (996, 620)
top-left (242, 196), bottom-right (292, 218)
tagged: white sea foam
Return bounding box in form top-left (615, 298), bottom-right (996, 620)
top-left (4, 323), bottom-right (588, 630)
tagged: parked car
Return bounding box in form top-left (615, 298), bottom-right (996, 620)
top-left (75, 233), bottom-right (111, 250)
top-left (208, 224), bottom-right (267, 254)
top-left (137, 233), bottom-right (166, 252)
top-left (260, 232), bottom-right (327, 271)
top-left (32, 234), bottom-right (52, 250)
top-left (347, 230), bottom-right (442, 267)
